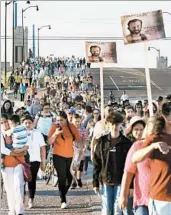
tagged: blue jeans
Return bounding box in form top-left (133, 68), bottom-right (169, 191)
top-left (149, 199), bottom-right (171, 215)
top-left (135, 206), bottom-right (149, 215)
top-left (100, 184), bottom-right (134, 215)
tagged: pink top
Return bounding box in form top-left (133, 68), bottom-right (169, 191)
top-left (124, 140), bottom-right (151, 208)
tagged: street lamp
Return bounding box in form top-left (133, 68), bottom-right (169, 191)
top-left (163, 11), bottom-right (171, 16)
top-left (5, 1), bottom-right (30, 85)
top-left (148, 46), bottom-right (161, 68)
top-left (148, 46), bottom-right (161, 61)
top-left (5, 0), bottom-right (16, 85)
top-left (38, 25), bottom-right (51, 59)
top-left (22, 5), bottom-right (39, 62)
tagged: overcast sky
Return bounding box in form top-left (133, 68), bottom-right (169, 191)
top-left (1, 1), bottom-right (171, 68)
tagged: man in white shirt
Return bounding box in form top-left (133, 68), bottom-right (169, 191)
top-left (121, 91), bottom-right (129, 105)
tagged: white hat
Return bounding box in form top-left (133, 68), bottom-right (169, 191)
top-left (125, 116), bottom-right (145, 135)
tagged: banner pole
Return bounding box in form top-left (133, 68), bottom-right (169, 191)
top-left (100, 62), bottom-right (105, 126)
top-left (144, 42), bottom-right (154, 117)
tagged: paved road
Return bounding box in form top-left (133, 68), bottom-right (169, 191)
top-left (90, 67), bottom-right (171, 101)
top-left (1, 164), bottom-right (101, 215)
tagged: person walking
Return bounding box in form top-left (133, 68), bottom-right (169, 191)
top-left (1, 114), bottom-right (29, 215)
top-left (48, 111), bottom-right (79, 209)
top-left (22, 115), bottom-right (46, 209)
top-left (132, 101), bottom-right (171, 215)
top-left (93, 111), bottom-right (132, 215)
top-left (19, 83), bottom-right (26, 102)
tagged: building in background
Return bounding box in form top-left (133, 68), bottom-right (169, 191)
top-left (157, 56), bottom-right (168, 69)
top-left (14, 26), bottom-right (28, 68)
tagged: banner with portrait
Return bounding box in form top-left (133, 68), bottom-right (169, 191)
top-left (121, 10), bottom-right (166, 45)
top-left (85, 41), bottom-right (117, 63)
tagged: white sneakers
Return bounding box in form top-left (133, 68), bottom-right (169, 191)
top-left (28, 198), bottom-right (34, 209)
top-left (61, 202), bottom-right (68, 209)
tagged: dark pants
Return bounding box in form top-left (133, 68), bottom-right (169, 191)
top-left (53, 155), bottom-right (73, 203)
top-left (28, 161), bottom-right (40, 199)
top-left (14, 90), bottom-right (18, 99)
top-left (20, 93), bottom-right (25, 102)
top-left (42, 134), bottom-right (49, 158)
top-left (84, 156), bottom-right (89, 172)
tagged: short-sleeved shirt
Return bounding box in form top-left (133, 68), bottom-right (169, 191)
top-left (48, 123), bottom-right (80, 158)
top-left (124, 140), bottom-right (151, 207)
top-left (12, 125), bottom-right (28, 148)
top-left (142, 133), bottom-right (171, 201)
top-left (35, 111), bottom-right (56, 136)
top-left (27, 129), bottom-right (46, 162)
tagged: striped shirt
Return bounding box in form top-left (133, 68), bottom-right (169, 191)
top-left (12, 125), bottom-right (28, 148)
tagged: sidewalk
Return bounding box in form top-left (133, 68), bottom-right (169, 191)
top-left (1, 164), bottom-right (101, 215)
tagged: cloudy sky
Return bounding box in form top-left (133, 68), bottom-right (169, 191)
top-left (1, 0), bottom-right (171, 68)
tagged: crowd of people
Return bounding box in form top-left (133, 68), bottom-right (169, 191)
top-left (1, 56), bottom-right (171, 215)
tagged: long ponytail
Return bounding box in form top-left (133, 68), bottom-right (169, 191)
top-left (66, 120), bottom-right (75, 141)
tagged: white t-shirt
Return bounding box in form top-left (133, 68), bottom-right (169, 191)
top-left (93, 120), bottom-right (109, 139)
top-left (121, 94), bottom-right (129, 101)
top-left (35, 111), bottom-right (56, 136)
top-left (27, 129), bottom-right (46, 162)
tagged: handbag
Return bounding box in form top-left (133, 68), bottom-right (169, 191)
top-left (15, 157), bottom-right (32, 182)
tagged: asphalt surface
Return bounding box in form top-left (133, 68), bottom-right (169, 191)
top-left (89, 67), bottom-right (171, 101)
top-left (1, 165), bottom-right (101, 215)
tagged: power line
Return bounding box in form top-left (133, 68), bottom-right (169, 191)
top-left (1, 36), bottom-right (171, 41)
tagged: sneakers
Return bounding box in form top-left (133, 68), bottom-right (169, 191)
top-left (84, 171), bottom-right (87, 175)
top-left (71, 181), bottom-right (77, 189)
top-left (61, 202), bottom-right (68, 209)
top-left (28, 198), bottom-right (34, 209)
top-left (77, 179), bottom-right (82, 188)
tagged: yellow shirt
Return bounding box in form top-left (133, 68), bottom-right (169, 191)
top-left (15, 75), bottom-right (21, 83)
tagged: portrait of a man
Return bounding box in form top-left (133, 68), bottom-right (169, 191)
top-left (87, 45), bottom-right (104, 63)
top-left (126, 18), bottom-right (148, 44)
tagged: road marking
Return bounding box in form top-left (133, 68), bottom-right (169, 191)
top-left (110, 76), bottom-right (119, 91)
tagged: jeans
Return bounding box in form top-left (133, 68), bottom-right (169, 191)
top-left (149, 198), bottom-right (171, 215)
top-left (84, 156), bottom-right (89, 172)
top-left (100, 184), bottom-right (133, 215)
top-left (135, 205), bottom-right (149, 215)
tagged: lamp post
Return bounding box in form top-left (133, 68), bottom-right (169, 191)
top-left (22, 5), bottom-right (39, 62)
top-left (163, 12), bottom-right (171, 69)
top-left (5, 0), bottom-right (14, 85)
top-left (163, 11), bottom-right (171, 16)
top-left (38, 25), bottom-right (51, 59)
top-left (148, 46), bottom-right (160, 59)
top-left (148, 46), bottom-right (161, 68)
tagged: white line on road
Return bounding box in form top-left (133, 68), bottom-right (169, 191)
top-left (110, 76), bottom-right (119, 91)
